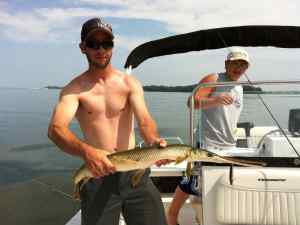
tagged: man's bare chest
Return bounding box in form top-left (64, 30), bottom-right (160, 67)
top-left (78, 88), bottom-right (129, 117)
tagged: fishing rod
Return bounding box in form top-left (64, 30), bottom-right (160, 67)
top-left (216, 32), bottom-right (300, 158)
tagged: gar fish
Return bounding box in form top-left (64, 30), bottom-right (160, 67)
top-left (73, 144), bottom-right (265, 199)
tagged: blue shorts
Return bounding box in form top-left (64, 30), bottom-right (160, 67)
top-left (178, 175), bottom-right (200, 196)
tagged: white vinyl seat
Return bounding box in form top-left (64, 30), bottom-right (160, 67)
top-left (216, 169), bottom-right (300, 225)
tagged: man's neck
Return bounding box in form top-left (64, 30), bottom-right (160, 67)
top-left (87, 64), bottom-right (114, 81)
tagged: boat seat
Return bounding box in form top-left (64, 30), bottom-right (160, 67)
top-left (236, 126), bottom-right (279, 147)
top-left (288, 109), bottom-right (300, 137)
top-left (216, 169), bottom-right (300, 225)
top-left (236, 122), bottom-right (254, 147)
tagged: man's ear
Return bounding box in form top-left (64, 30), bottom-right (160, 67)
top-left (79, 42), bottom-right (86, 54)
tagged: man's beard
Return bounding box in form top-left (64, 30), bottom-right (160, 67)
top-left (87, 55), bottom-right (111, 69)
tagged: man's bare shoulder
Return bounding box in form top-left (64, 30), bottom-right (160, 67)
top-left (60, 73), bottom-right (88, 97)
top-left (122, 73), bottom-right (142, 89)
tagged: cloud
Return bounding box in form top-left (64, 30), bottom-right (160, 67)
top-left (74, 0), bottom-right (300, 31)
top-left (0, 11), bottom-right (51, 41)
top-left (0, 0), bottom-right (300, 43)
top-left (115, 35), bottom-right (148, 51)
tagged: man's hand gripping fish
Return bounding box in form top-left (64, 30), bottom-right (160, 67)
top-left (73, 144), bottom-right (265, 199)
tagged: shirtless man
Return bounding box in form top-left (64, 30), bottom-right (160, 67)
top-left (48, 18), bottom-right (168, 225)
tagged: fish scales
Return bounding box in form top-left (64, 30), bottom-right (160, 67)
top-left (107, 145), bottom-right (190, 171)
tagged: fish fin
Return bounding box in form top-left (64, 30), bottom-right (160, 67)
top-left (185, 162), bottom-right (192, 177)
top-left (131, 169), bottom-right (146, 187)
top-left (175, 156), bottom-right (187, 164)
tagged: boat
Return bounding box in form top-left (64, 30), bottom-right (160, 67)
top-left (122, 25), bottom-right (300, 225)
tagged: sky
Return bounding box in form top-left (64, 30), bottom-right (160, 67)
top-left (1, 0), bottom-right (300, 88)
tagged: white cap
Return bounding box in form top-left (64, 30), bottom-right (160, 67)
top-left (226, 47), bottom-right (250, 64)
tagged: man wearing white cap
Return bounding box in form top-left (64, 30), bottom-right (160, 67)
top-left (167, 47), bottom-right (250, 225)
top-left (195, 47), bottom-right (250, 148)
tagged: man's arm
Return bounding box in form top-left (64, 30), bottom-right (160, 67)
top-left (126, 75), bottom-right (166, 147)
top-left (48, 86), bottom-right (85, 156)
top-left (126, 75), bottom-right (170, 166)
top-left (189, 73), bottom-right (233, 109)
top-left (48, 84), bottom-right (115, 176)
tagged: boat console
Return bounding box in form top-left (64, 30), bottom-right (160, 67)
top-left (289, 109), bottom-right (300, 137)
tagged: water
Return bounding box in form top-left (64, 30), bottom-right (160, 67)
top-left (0, 88), bottom-right (299, 187)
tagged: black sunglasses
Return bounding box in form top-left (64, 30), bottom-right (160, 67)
top-left (85, 40), bottom-right (114, 50)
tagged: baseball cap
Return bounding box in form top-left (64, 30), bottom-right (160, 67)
top-left (81, 18), bottom-right (114, 42)
top-left (226, 47), bottom-right (250, 64)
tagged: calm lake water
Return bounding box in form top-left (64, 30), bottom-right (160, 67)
top-left (0, 88), bottom-right (299, 186)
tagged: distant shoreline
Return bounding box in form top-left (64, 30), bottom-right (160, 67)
top-left (45, 84), bottom-right (263, 93)
top-left (45, 86), bottom-right (62, 89)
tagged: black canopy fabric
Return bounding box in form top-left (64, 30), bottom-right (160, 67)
top-left (124, 25), bottom-right (300, 69)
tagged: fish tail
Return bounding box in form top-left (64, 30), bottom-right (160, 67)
top-left (73, 185), bottom-right (80, 200)
top-left (73, 178), bottom-right (90, 200)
